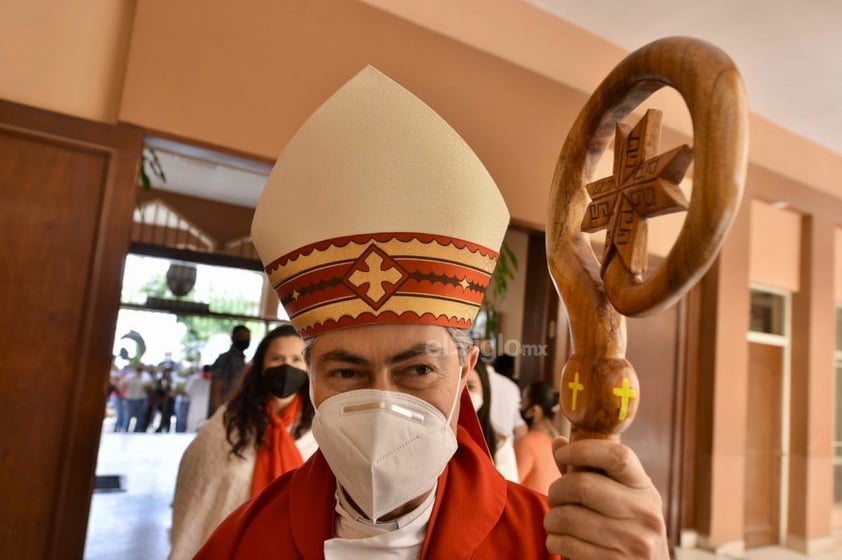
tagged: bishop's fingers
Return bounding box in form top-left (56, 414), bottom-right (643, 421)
top-left (544, 504), bottom-right (666, 559)
top-left (552, 438), bottom-right (651, 489)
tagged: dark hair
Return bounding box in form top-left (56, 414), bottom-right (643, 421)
top-left (525, 381), bottom-right (559, 418)
top-left (231, 324), bottom-right (250, 337)
top-left (224, 324), bottom-right (314, 458)
top-left (473, 363), bottom-right (498, 457)
top-left (492, 353), bottom-right (515, 378)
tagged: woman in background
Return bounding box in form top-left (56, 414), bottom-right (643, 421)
top-left (169, 324), bottom-right (316, 560)
top-left (465, 363), bottom-right (519, 481)
top-left (514, 381), bottom-right (562, 494)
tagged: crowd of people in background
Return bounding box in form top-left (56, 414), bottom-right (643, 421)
top-left (106, 325), bottom-right (253, 435)
top-left (108, 362), bottom-right (211, 434)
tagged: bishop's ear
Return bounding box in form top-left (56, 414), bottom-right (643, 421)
top-left (461, 346), bottom-right (480, 382)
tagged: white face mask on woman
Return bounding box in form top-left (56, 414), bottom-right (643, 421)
top-left (469, 391), bottom-right (484, 412)
top-left (311, 384), bottom-right (460, 522)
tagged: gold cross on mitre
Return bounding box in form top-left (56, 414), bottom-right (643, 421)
top-left (581, 109), bottom-right (693, 280)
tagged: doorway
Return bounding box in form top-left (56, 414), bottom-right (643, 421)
top-left (744, 288), bottom-right (789, 548)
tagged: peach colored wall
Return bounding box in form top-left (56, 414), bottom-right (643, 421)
top-left (361, 0), bottom-right (842, 208)
top-left (836, 229), bottom-right (842, 303)
top-left (710, 199), bottom-right (751, 549)
top-left (749, 200), bottom-right (802, 293)
top-left (4, 0), bottom-right (840, 229)
top-left (120, 0), bottom-right (586, 229)
top-left (359, 0), bottom-right (627, 98)
top-left (0, 0), bottom-right (136, 122)
top-left (788, 215), bottom-right (836, 550)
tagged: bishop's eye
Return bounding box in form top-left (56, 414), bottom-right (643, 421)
top-left (407, 364), bottom-right (433, 376)
top-left (331, 368), bottom-right (359, 379)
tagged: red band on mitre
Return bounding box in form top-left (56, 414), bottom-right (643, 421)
top-left (263, 232), bottom-right (499, 338)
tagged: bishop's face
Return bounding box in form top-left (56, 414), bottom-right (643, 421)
top-left (307, 323), bottom-right (478, 431)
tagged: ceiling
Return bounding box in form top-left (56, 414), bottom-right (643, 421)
top-left (529, 0), bottom-right (842, 156)
top-left (149, 1), bottom-right (842, 209)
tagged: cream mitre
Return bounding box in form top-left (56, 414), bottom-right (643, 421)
top-left (251, 66), bottom-right (510, 338)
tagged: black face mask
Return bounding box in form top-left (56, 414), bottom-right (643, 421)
top-left (264, 364), bottom-right (308, 399)
top-left (232, 339), bottom-right (250, 352)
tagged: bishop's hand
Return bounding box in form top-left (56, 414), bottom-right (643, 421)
top-left (544, 437), bottom-right (669, 559)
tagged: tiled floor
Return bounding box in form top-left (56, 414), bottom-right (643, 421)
top-left (675, 545), bottom-right (842, 560)
top-left (84, 428), bottom-right (193, 560)
top-left (85, 425), bottom-right (842, 560)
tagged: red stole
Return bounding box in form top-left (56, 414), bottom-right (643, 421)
top-left (197, 389), bottom-right (559, 559)
top-left (249, 395), bottom-right (303, 497)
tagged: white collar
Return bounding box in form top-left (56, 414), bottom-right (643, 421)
top-left (334, 483), bottom-right (436, 538)
top-left (323, 483), bottom-right (436, 559)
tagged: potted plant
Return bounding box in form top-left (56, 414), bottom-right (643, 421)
top-left (478, 239), bottom-right (518, 355)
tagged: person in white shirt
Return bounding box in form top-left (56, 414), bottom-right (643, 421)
top-left (466, 362), bottom-right (519, 481)
top-left (486, 354), bottom-right (527, 472)
top-left (119, 365), bottom-right (150, 432)
top-left (183, 365), bottom-right (212, 433)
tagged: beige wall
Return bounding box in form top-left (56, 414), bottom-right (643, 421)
top-left (0, 0), bottom-right (136, 122)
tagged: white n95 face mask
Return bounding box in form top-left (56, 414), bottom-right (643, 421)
top-left (311, 388), bottom-right (458, 522)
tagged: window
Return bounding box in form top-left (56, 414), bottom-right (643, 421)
top-left (750, 290), bottom-right (787, 336)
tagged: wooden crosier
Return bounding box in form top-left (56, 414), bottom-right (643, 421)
top-left (547, 37), bottom-right (748, 443)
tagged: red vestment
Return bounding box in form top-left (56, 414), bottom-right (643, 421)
top-left (195, 390), bottom-right (560, 559)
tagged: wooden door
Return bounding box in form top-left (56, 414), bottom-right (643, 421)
top-left (743, 342), bottom-right (784, 547)
top-left (0, 100), bottom-right (141, 559)
top-left (623, 301), bottom-right (687, 548)
top-left (520, 230), bottom-right (560, 386)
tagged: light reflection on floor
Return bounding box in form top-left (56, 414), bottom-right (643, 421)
top-left (675, 545), bottom-right (842, 560)
top-left (85, 428), bottom-right (193, 560)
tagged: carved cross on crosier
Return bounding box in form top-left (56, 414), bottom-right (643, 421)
top-left (582, 109), bottom-right (693, 280)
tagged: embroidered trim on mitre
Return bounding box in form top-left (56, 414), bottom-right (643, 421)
top-left (264, 233), bottom-right (499, 338)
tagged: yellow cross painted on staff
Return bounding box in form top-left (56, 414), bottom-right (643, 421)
top-left (567, 372), bottom-right (584, 411)
top-left (612, 378), bottom-right (637, 421)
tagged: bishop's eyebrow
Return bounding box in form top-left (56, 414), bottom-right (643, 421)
top-left (317, 349), bottom-right (372, 367)
top-left (317, 343), bottom-right (447, 368)
top-left (388, 343), bottom-right (447, 364)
